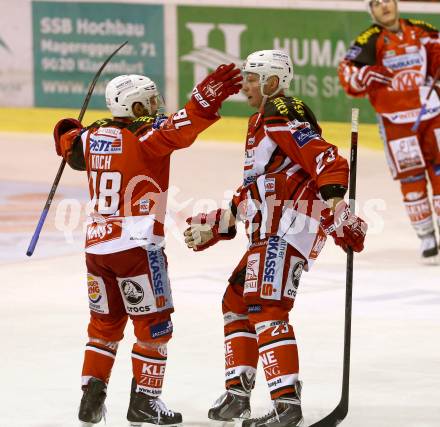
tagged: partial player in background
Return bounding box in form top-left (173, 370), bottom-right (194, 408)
top-left (54, 66), bottom-right (242, 426)
top-left (184, 50), bottom-right (367, 427)
top-left (338, 0), bottom-right (440, 262)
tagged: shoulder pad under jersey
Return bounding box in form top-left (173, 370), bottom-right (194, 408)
top-left (264, 96), bottom-right (320, 131)
top-left (345, 24), bottom-right (382, 66)
top-left (406, 19), bottom-right (439, 34)
top-left (126, 115), bottom-right (155, 135)
top-left (86, 118), bottom-right (113, 129)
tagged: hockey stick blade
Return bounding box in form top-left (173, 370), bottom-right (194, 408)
top-left (309, 108), bottom-right (358, 427)
top-left (26, 40), bottom-right (128, 257)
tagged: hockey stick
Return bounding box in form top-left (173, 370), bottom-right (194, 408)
top-left (26, 40), bottom-right (128, 257)
top-left (411, 67), bottom-right (440, 132)
top-left (309, 108), bottom-right (359, 427)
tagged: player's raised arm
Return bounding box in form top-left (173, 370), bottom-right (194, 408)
top-left (136, 64), bottom-right (243, 157)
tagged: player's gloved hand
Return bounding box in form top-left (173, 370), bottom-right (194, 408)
top-left (191, 63), bottom-right (243, 116)
top-left (354, 65), bottom-right (393, 91)
top-left (184, 208), bottom-right (236, 252)
top-left (321, 201), bottom-right (368, 253)
top-left (153, 113), bottom-right (168, 129)
top-left (54, 118), bottom-right (83, 160)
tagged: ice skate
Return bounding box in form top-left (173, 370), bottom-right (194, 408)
top-left (208, 370), bottom-right (255, 424)
top-left (127, 379), bottom-right (182, 426)
top-left (78, 377), bottom-right (107, 426)
top-left (419, 232), bottom-right (439, 264)
top-left (238, 396), bottom-right (303, 427)
top-left (208, 387), bottom-right (251, 425)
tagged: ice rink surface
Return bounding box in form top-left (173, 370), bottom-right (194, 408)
top-left (0, 131), bottom-right (439, 427)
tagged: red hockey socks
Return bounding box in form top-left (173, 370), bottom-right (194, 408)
top-left (81, 339), bottom-right (118, 386)
top-left (131, 343), bottom-right (167, 397)
top-left (255, 320), bottom-right (299, 400)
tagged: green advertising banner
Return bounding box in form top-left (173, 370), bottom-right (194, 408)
top-left (33, 2), bottom-right (164, 109)
top-left (178, 6), bottom-right (440, 123)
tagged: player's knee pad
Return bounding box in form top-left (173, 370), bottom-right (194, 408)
top-left (132, 311), bottom-right (173, 344)
top-left (400, 174), bottom-right (427, 202)
top-left (223, 311), bottom-right (254, 336)
top-left (87, 314), bottom-right (128, 342)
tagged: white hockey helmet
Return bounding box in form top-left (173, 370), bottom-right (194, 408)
top-left (242, 50), bottom-right (293, 96)
top-left (105, 74), bottom-right (160, 118)
top-left (364, 0), bottom-right (398, 21)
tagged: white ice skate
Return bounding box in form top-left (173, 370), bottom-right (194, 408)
top-left (419, 232), bottom-right (439, 265)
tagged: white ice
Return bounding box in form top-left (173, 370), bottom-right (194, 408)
top-left (0, 132), bottom-right (439, 427)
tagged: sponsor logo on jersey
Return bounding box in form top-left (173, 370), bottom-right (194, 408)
top-left (262, 237), bottom-right (279, 289)
top-left (273, 97), bottom-right (289, 116)
top-left (86, 220), bottom-right (123, 248)
top-left (248, 136), bottom-right (256, 146)
top-left (248, 304), bottom-right (262, 313)
top-left (283, 257), bottom-right (304, 300)
top-left (244, 148), bottom-right (255, 168)
top-left (150, 320), bottom-right (173, 339)
top-left (384, 50), bottom-right (396, 58)
top-left (382, 53), bottom-right (422, 70)
top-left (261, 236), bottom-right (287, 300)
top-left (121, 279), bottom-right (144, 305)
top-left (345, 45), bottom-right (362, 60)
top-left (355, 26), bottom-right (381, 46)
top-left (264, 177), bottom-right (276, 192)
top-left (139, 198), bottom-right (150, 214)
top-left (87, 274), bottom-right (102, 304)
top-left (391, 70), bottom-right (424, 91)
top-left (244, 254), bottom-right (260, 294)
top-left (406, 46), bottom-right (418, 54)
top-left (147, 250), bottom-right (166, 298)
top-left (90, 129), bottom-right (123, 154)
top-left (292, 126), bottom-right (320, 148)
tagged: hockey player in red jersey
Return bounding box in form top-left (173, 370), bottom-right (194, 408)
top-left (338, 0), bottom-right (440, 261)
top-left (184, 50), bottom-right (367, 426)
top-left (53, 65), bottom-right (242, 426)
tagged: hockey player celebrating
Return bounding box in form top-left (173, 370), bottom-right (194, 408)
top-left (53, 65), bottom-right (242, 426)
top-left (184, 50), bottom-right (367, 426)
top-left (338, 0), bottom-right (440, 261)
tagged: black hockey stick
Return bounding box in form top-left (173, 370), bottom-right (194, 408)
top-left (26, 40), bottom-right (128, 257)
top-left (309, 108), bottom-right (359, 427)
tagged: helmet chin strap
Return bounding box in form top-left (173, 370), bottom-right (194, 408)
top-left (254, 80), bottom-right (281, 128)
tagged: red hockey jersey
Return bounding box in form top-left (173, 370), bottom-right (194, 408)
top-left (63, 99), bottom-right (218, 254)
top-left (339, 19), bottom-right (440, 124)
top-left (232, 96), bottom-right (349, 268)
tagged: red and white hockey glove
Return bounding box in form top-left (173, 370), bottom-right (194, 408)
top-left (354, 65), bottom-right (393, 91)
top-left (191, 63), bottom-right (243, 117)
top-left (184, 209), bottom-right (236, 252)
top-left (321, 201), bottom-right (368, 253)
top-left (54, 118), bottom-right (83, 160)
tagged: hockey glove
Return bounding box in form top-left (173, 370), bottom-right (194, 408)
top-left (321, 201), bottom-right (367, 253)
top-left (354, 65), bottom-right (393, 91)
top-left (191, 63), bottom-right (243, 117)
top-left (184, 209), bottom-right (236, 252)
top-left (54, 118), bottom-right (83, 159)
